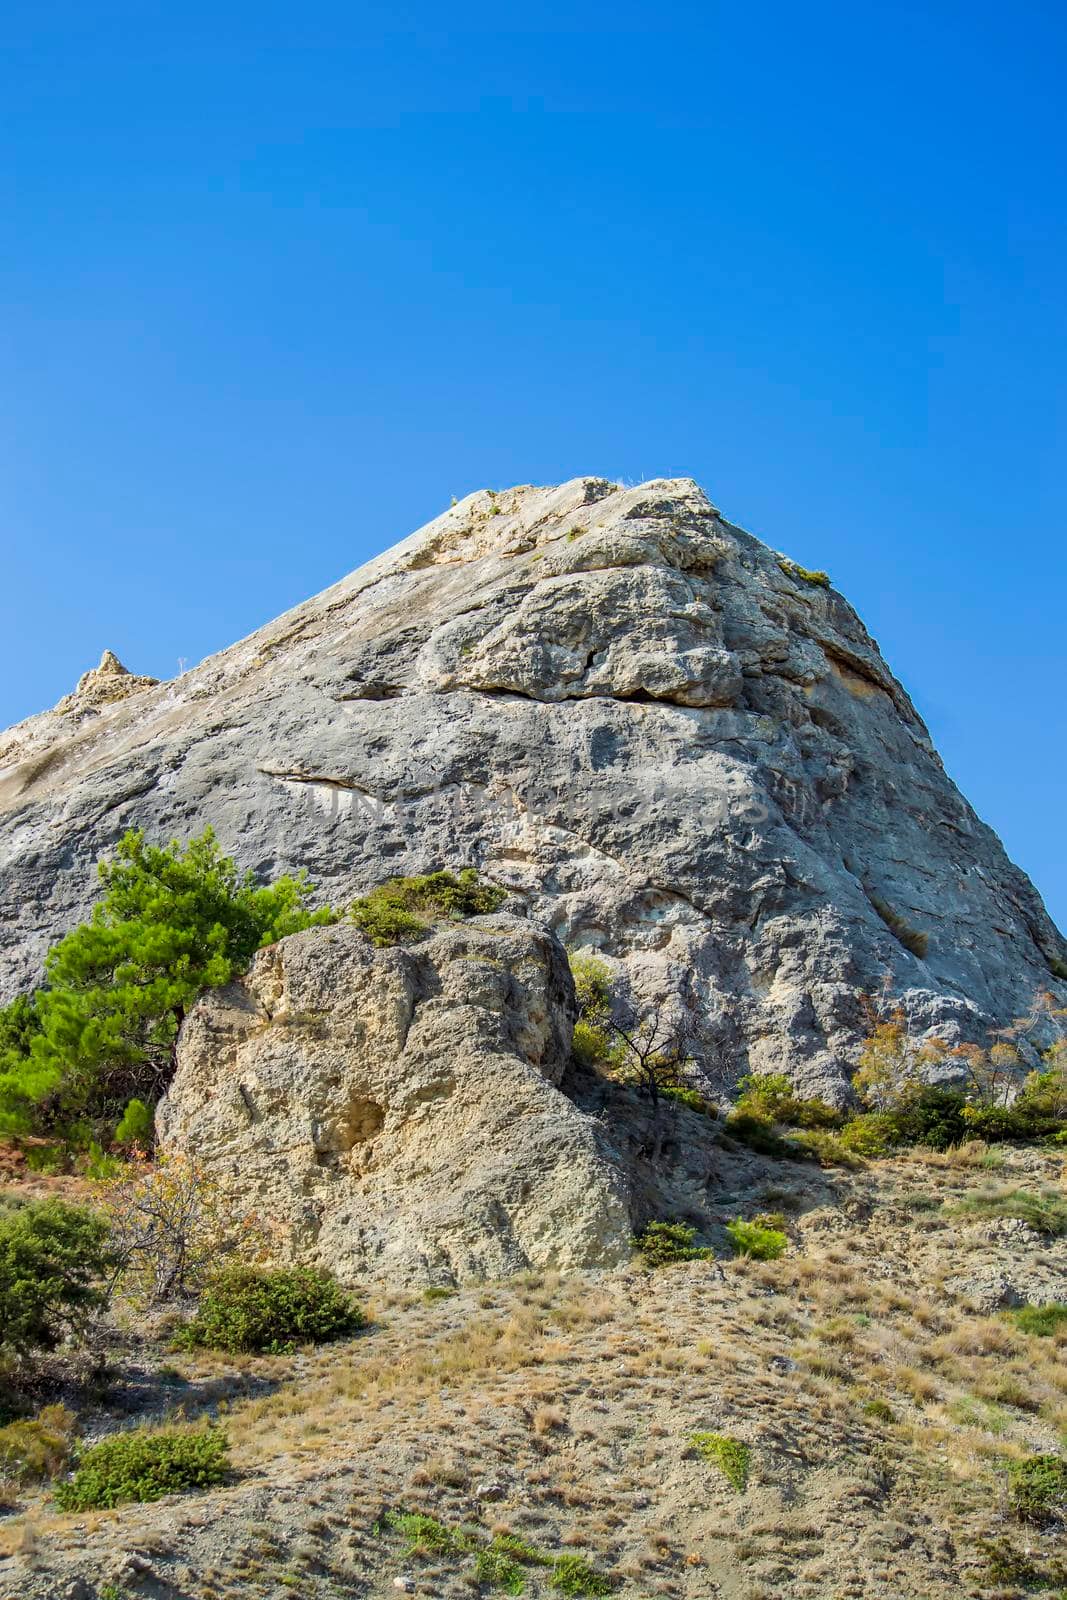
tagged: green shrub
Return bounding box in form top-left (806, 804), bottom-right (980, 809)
top-left (568, 952), bottom-right (625, 1070)
top-left (723, 1112), bottom-right (804, 1159)
top-left (1010, 1302), bottom-right (1067, 1337)
top-left (660, 1084), bottom-right (716, 1116)
top-left (1007, 1453), bottom-right (1067, 1525)
top-left (895, 1190), bottom-right (940, 1213)
top-left (176, 1265), bottom-right (364, 1354)
top-left (725, 1218), bottom-right (788, 1260)
top-left (787, 1129), bottom-right (864, 1167)
top-left (950, 1187), bottom-right (1067, 1236)
top-left (0, 1198), bottom-right (112, 1357)
top-left (727, 1076), bottom-right (843, 1160)
top-left (977, 1536), bottom-right (1042, 1585)
top-left (349, 869), bottom-right (506, 946)
top-left (732, 1073), bottom-right (841, 1128)
top-left (689, 1431), bottom-right (751, 1491)
top-left (633, 1221), bottom-right (712, 1268)
top-left (0, 1405), bottom-right (78, 1482)
top-left (571, 1017), bottom-right (617, 1068)
top-left (893, 1087), bottom-right (968, 1150)
top-left (54, 1424), bottom-right (229, 1510)
top-left (550, 1554), bottom-right (614, 1595)
top-left (862, 1399), bottom-right (896, 1423)
top-left (837, 1113), bottom-right (896, 1157)
top-left (423, 1285), bottom-right (457, 1302)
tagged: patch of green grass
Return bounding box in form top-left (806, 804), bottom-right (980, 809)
top-left (550, 1554), bottom-right (614, 1595)
top-left (1010, 1301), bottom-right (1067, 1336)
top-left (777, 557), bottom-right (831, 589)
top-left (423, 1285), bottom-right (457, 1302)
top-left (475, 1547), bottom-right (525, 1594)
top-left (862, 1399), bottom-right (896, 1424)
top-left (868, 894), bottom-right (929, 959)
top-left (475, 1538), bottom-right (552, 1595)
top-left (689, 1431), bottom-right (751, 1491)
top-left (950, 1187), bottom-right (1067, 1236)
top-left (378, 1512), bottom-right (589, 1595)
top-left (349, 869), bottom-right (507, 946)
top-left (947, 1395), bottom-right (1010, 1436)
top-left (383, 1510), bottom-right (476, 1555)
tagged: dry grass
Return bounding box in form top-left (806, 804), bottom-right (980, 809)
top-left (2, 1147), bottom-right (1065, 1599)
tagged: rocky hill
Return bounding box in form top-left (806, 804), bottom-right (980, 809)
top-left (2, 479), bottom-right (1066, 1600)
top-left (0, 477), bottom-right (1063, 1105)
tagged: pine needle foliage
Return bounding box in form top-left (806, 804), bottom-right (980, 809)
top-left (0, 828), bottom-right (334, 1139)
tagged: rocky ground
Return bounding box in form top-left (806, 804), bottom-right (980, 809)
top-left (2, 1142), bottom-right (1065, 1600)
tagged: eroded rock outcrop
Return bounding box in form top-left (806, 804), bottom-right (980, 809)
top-left (157, 915), bottom-right (632, 1285)
top-left (1, 477), bottom-right (1064, 1100)
top-left (0, 648), bottom-right (158, 770)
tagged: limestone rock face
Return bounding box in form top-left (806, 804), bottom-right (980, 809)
top-left (0, 477), bottom-right (1063, 1099)
top-left (157, 915), bottom-right (632, 1284)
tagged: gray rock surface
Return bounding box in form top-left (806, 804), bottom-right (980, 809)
top-left (158, 915), bottom-right (632, 1284)
top-left (0, 476), bottom-right (1063, 1099)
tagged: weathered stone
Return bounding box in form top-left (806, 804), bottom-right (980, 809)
top-left (157, 915), bottom-right (632, 1285)
top-left (0, 477), bottom-right (1063, 1102)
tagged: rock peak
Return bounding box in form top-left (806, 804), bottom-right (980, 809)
top-left (0, 476), bottom-right (1063, 1096)
top-left (95, 648), bottom-right (129, 676)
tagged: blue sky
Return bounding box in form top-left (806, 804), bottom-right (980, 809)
top-left (1, 2), bottom-right (1064, 925)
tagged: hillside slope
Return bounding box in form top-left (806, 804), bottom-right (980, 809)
top-left (2, 1144), bottom-right (1066, 1599)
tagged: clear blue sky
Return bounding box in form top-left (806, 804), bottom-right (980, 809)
top-left (2, 2), bottom-right (1064, 926)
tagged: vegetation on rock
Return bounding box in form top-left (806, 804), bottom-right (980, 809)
top-left (568, 949), bottom-right (712, 1110)
top-left (349, 869), bottom-right (507, 945)
top-left (777, 556), bottom-right (831, 588)
top-left (0, 828), bottom-right (333, 1143)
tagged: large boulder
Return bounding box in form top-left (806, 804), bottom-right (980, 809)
top-left (157, 914), bottom-right (632, 1286)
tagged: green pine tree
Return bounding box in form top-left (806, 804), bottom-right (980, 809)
top-left (0, 828), bottom-right (334, 1139)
